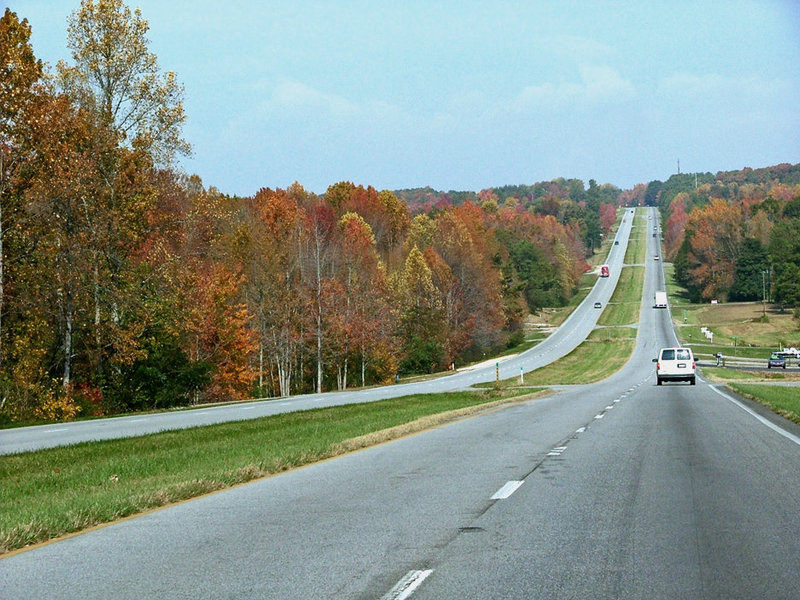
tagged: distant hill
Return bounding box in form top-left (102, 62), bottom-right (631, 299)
top-left (394, 178), bottom-right (620, 213)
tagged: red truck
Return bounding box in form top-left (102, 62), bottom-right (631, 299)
top-left (600, 264), bottom-right (610, 277)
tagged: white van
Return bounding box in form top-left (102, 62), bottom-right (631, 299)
top-left (653, 347), bottom-right (696, 385)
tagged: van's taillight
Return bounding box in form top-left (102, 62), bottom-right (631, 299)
top-left (656, 362), bottom-right (661, 369)
top-left (692, 361), bottom-right (695, 368)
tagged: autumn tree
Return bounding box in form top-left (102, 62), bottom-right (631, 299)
top-left (60, 0), bottom-right (189, 165)
top-left (333, 212), bottom-right (390, 389)
top-left (599, 203), bottom-right (617, 235)
top-left (52, 0), bottom-right (193, 398)
top-left (398, 245), bottom-right (445, 373)
top-left (0, 86), bottom-right (125, 420)
top-left (432, 203), bottom-right (505, 360)
top-left (235, 187), bottom-right (306, 397)
top-left (683, 198), bottom-right (743, 300)
top-left (664, 193), bottom-right (689, 259)
top-left (305, 197), bottom-right (338, 393)
top-left (0, 9), bottom-right (43, 405)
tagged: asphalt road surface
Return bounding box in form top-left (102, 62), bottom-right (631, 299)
top-left (4, 207), bottom-right (799, 599)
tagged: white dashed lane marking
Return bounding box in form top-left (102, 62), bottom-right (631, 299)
top-left (491, 480), bottom-right (524, 500)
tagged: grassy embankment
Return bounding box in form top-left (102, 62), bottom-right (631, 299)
top-left (666, 263), bottom-right (800, 360)
top-left (663, 259), bottom-right (800, 424)
top-left (0, 387), bottom-right (543, 554)
top-left (491, 209), bottom-right (645, 387)
top-left (726, 384), bottom-right (800, 425)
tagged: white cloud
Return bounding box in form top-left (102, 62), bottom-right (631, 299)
top-left (512, 64), bottom-right (636, 111)
top-left (271, 80), bottom-right (358, 117)
top-left (580, 65), bottom-right (636, 101)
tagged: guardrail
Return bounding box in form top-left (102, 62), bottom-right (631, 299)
top-left (695, 354), bottom-right (800, 369)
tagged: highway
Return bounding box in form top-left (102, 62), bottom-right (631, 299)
top-left (3, 207), bottom-right (800, 599)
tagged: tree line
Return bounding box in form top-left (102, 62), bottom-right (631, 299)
top-left (651, 166), bottom-right (800, 306)
top-left (0, 4), bottom-right (617, 423)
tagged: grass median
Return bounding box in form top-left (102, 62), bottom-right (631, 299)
top-left (491, 211), bottom-right (646, 388)
top-left (0, 387), bottom-right (544, 555)
top-left (515, 339), bottom-right (637, 386)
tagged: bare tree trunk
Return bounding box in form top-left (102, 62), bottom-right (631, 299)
top-left (0, 153), bottom-right (6, 381)
top-left (315, 233), bottom-right (323, 394)
top-left (0, 174), bottom-right (4, 380)
top-left (93, 258), bottom-right (102, 377)
top-left (258, 337), bottom-right (264, 395)
top-left (361, 342), bottom-right (366, 388)
top-left (63, 288), bottom-right (74, 388)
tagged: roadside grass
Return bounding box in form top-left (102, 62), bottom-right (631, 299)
top-left (0, 388), bottom-right (543, 554)
top-left (728, 383), bottom-right (800, 425)
top-left (665, 263), bottom-right (800, 356)
top-left (516, 340), bottom-right (637, 386)
top-left (624, 217), bottom-right (646, 264)
top-left (700, 367), bottom-right (765, 381)
top-left (588, 327), bottom-right (637, 341)
top-left (488, 209), bottom-right (645, 388)
top-left (598, 266), bottom-right (644, 326)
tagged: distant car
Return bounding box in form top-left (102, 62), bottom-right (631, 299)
top-left (614, 240), bottom-right (619, 245)
top-left (768, 353), bottom-right (787, 369)
top-left (654, 255), bottom-right (660, 260)
top-left (653, 347), bottom-right (696, 385)
top-left (594, 301), bottom-right (602, 308)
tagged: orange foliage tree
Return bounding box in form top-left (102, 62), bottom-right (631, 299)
top-left (684, 198), bottom-right (743, 300)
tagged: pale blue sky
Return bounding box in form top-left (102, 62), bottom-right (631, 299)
top-left (9, 0), bottom-right (800, 196)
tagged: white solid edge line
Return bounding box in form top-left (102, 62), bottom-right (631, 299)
top-left (382, 569), bottom-right (434, 600)
top-left (710, 385), bottom-right (800, 447)
top-left (491, 480), bottom-right (524, 500)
